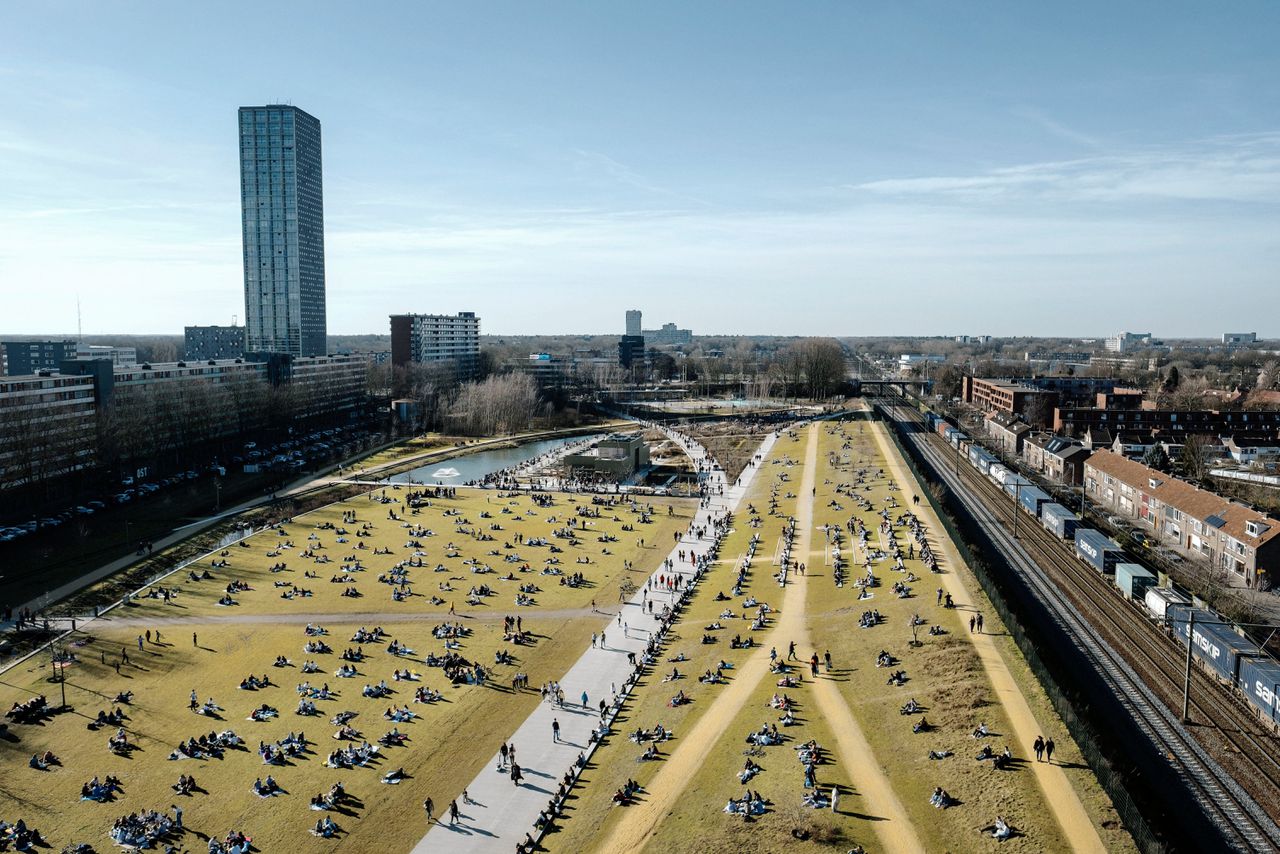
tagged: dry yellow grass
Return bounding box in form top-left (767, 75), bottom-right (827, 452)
top-left (0, 485), bottom-right (691, 852)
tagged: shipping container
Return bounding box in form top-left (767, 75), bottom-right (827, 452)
top-left (950, 431), bottom-right (968, 449)
top-left (1143, 586), bottom-right (1189, 620)
top-left (989, 464), bottom-right (1011, 486)
top-left (1041, 503), bottom-right (1081, 540)
top-left (938, 421), bottom-right (953, 439)
top-left (1018, 486), bottom-right (1052, 518)
top-left (1115, 563), bottom-right (1156, 600)
top-left (968, 445), bottom-right (994, 468)
top-left (1166, 604), bottom-right (1262, 685)
top-left (976, 455), bottom-right (995, 476)
top-left (1074, 529), bottom-right (1124, 573)
top-left (1002, 477), bottom-right (1032, 499)
top-left (1238, 656), bottom-right (1280, 726)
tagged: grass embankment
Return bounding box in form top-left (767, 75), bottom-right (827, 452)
top-left (0, 486), bottom-right (691, 852)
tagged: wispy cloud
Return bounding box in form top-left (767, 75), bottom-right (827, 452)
top-left (850, 134), bottom-right (1280, 204)
top-left (571, 148), bottom-right (712, 207)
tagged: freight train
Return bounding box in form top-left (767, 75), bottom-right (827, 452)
top-left (919, 409), bottom-right (1280, 730)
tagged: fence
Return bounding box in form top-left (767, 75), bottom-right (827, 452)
top-left (874, 404), bottom-right (1164, 853)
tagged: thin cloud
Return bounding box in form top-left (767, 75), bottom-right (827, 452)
top-left (849, 135), bottom-right (1280, 204)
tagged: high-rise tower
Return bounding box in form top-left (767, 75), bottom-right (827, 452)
top-left (239, 105), bottom-right (327, 357)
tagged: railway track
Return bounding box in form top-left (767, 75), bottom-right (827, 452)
top-left (876, 398), bottom-right (1280, 853)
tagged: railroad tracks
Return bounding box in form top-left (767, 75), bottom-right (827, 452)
top-left (878, 399), bottom-right (1280, 853)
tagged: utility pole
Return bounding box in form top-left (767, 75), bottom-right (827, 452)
top-left (1182, 611), bottom-right (1194, 722)
top-left (1013, 481), bottom-right (1021, 539)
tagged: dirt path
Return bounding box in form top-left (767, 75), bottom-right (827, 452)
top-left (790, 425), bottom-right (925, 853)
top-left (868, 417), bottom-right (1106, 853)
top-left (598, 424), bottom-right (920, 853)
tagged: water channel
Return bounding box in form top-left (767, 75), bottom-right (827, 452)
top-left (384, 434), bottom-right (603, 486)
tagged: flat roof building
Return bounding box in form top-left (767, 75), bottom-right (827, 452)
top-left (2, 340), bottom-right (78, 376)
top-left (185, 325), bottom-right (247, 361)
top-left (389, 312), bottom-right (481, 378)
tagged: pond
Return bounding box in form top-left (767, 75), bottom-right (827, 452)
top-left (385, 434), bottom-right (603, 485)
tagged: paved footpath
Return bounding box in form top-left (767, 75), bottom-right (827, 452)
top-left (414, 425), bottom-right (779, 853)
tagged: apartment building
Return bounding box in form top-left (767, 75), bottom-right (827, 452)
top-left (1084, 449), bottom-right (1280, 587)
top-left (389, 312), bottom-right (481, 378)
top-left (1055, 406), bottom-right (1280, 439)
top-left (0, 373), bottom-right (99, 488)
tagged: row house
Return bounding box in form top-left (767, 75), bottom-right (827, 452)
top-left (1084, 449), bottom-right (1280, 588)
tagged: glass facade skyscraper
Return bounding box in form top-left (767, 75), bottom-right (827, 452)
top-left (239, 105), bottom-right (327, 357)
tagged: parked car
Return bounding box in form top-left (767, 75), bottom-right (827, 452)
top-left (86, 500), bottom-right (106, 510)
top-left (120, 476), bottom-right (135, 487)
top-left (1129, 531), bottom-right (1152, 548)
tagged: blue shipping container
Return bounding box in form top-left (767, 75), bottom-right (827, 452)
top-left (1002, 477), bottom-right (1032, 498)
top-left (1166, 604), bottom-right (1262, 684)
top-left (1041, 503), bottom-right (1081, 540)
top-left (1018, 486), bottom-right (1052, 518)
top-left (1238, 656), bottom-right (1280, 724)
top-left (1075, 529), bottom-right (1123, 573)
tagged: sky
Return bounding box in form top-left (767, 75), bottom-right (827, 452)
top-left (1, 1), bottom-right (1278, 338)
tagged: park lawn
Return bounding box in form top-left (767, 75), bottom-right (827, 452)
top-left (123, 488), bottom-right (692, 621)
top-left (804, 420), bottom-right (1112, 852)
top-left (544, 437), bottom-right (800, 852)
top-left (0, 613), bottom-right (606, 852)
top-left (639, 656), bottom-right (857, 854)
top-left (859, 421), bottom-right (1136, 852)
top-left (0, 484), bottom-right (692, 851)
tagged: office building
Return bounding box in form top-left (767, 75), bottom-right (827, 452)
top-left (389, 312), bottom-right (481, 377)
top-left (185, 325), bottom-right (247, 361)
top-left (1104, 331), bottom-right (1153, 353)
top-left (1223, 332), bottom-right (1257, 346)
top-left (2, 340), bottom-right (78, 376)
top-left (239, 105), bottom-right (327, 357)
top-left (625, 309), bottom-right (642, 337)
top-left (642, 322), bottom-right (693, 346)
top-left (76, 343), bottom-right (137, 367)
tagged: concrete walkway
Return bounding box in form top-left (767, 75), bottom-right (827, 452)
top-left (413, 426), bottom-right (779, 853)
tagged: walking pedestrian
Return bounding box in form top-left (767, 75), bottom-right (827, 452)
top-left (424, 797), bottom-right (434, 822)
top-left (449, 799), bottom-right (459, 824)
top-left (462, 788), bottom-right (471, 805)
top-left (788, 641), bottom-right (797, 660)
top-left (1033, 736), bottom-right (1045, 762)
top-left (824, 650), bottom-right (832, 672)
top-left (969, 615), bottom-right (976, 633)
top-left (1045, 738), bottom-right (1055, 763)
top-left (581, 690), bottom-right (589, 708)
top-left (552, 718), bottom-right (560, 742)
top-left (511, 762), bottom-right (523, 786)
top-left (192, 632), bottom-right (198, 647)
top-left (145, 630), bottom-right (151, 644)
top-left (137, 635), bottom-right (144, 651)
top-left (976, 613), bottom-right (984, 632)
top-left (171, 804), bottom-right (183, 829)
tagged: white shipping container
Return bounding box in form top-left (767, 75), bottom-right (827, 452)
top-left (1144, 587), bottom-right (1189, 621)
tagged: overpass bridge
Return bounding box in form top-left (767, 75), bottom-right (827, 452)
top-left (850, 378), bottom-right (932, 397)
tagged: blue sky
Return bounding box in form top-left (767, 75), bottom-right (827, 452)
top-left (1, 1), bottom-right (1278, 337)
